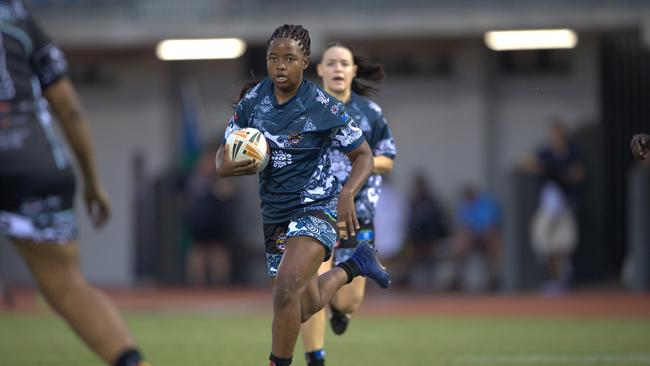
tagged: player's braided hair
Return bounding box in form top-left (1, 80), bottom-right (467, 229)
top-left (267, 24), bottom-right (311, 57)
top-left (323, 41), bottom-right (385, 96)
top-left (233, 69), bottom-right (260, 106)
top-left (234, 25), bottom-right (311, 106)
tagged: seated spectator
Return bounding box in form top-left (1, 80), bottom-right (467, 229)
top-left (448, 184), bottom-right (501, 291)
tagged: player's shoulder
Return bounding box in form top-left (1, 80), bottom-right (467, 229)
top-left (352, 93), bottom-right (387, 129)
top-left (303, 81), bottom-right (348, 119)
top-left (353, 93), bottom-right (383, 117)
top-left (302, 80), bottom-right (336, 109)
top-left (240, 78), bottom-right (271, 104)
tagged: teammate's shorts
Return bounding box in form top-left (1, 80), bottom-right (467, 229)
top-left (263, 209), bottom-right (338, 277)
top-left (0, 111), bottom-right (77, 243)
top-left (333, 220), bottom-right (375, 265)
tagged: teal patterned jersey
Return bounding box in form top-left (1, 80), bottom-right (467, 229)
top-left (223, 78), bottom-right (365, 223)
top-left (329, 92), bottom-right (396, 223)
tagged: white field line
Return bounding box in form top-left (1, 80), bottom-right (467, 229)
top-left (450, 353), bottom-right (650, 364)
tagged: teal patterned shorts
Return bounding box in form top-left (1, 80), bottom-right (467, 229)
top-left (263, 209), bottom-right (337, 277)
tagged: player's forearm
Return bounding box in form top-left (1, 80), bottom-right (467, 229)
top-left (60, 112), bottom-right (100, 187)
top-left (44, 79), bottom-right (101, 188)
top-left (342, 142), bottom-right (374, 196)
top-left (372, 155), bottom-right (394, 174)
top-left (215, 145), bottom-right (230, 177)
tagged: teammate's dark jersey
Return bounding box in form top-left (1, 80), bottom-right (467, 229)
top-left (0, 0), bottom-right (67, 102)
top-left (0, 0), bottom-right (75, 242)
top-left (223, 78), bottom-right (365, 223)
top-left (329, 92), bottom-right (396, 222)
top-left (0, 0), bottom-right (70, 174)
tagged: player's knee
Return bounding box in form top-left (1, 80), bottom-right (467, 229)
top-left (333, 297), bottom-right (362, 314)
top-left (300, 309), bottom-right (315, 323)
top-left (273, 275), bottom-right (307, 308)
top-left (345, 299), bottom-right (363, 313)
top-left (300, 301), bottom-right (321, 322)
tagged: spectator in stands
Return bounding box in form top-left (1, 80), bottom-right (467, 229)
top-left (448, 184), bottom-right (501, 291)
top-left (405, 173), bottom-right (450, 286)
top-left (520, 119), bottom-right (585, 296)
top-left (184, 144), bottom-right (238, 286)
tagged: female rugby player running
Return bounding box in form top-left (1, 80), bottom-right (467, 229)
top-left (215, 25), bottom-right (390, 366)
top-left (300, 41), bottom-right (396, 366)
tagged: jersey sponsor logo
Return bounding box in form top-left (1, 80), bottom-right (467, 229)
top-left (275, 233), bottom-right (287, 251)
top-left (341, 112), bottom-right (351, 124)
top-left (288, 131), bottom-right (302, 145)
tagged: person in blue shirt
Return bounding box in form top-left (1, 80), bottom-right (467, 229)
top-left (299, 41), bottom-right (396, 366)
top-left (0, 2), bottom-right (148, 365)
top-left (449, 184), bottom-right (502, 291)
top-left (214, 25), bottom-right (390, 366)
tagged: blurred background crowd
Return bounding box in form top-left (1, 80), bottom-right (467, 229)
top-left (2, 0), bottom-right (650, 305)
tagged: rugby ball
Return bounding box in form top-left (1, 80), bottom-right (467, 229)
top-left (225, 127), bottom-right (270, 172)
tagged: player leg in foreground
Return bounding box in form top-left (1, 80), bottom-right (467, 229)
top-left (12, 238), bottom-right (149, 366)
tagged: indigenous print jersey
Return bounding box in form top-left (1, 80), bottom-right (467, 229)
top-left (0, 0), bottom-right (67, 103)
top-left (0, 0), bottom-right (71, 174)
top-left (223, 78), bottom-right (365, 223)
top-left (329, 92), bottom-right (396, 222)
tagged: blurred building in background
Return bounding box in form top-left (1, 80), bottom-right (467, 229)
top-left (1, 0), bottom-right (649, 292)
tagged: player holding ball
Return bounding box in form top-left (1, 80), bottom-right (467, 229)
top-left (215, 24), bottom-right (390, 366)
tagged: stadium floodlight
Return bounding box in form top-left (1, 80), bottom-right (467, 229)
top-left (484, 29), bottom-right (578, 51)
top-left (156, 38), bottom-right (246, 60)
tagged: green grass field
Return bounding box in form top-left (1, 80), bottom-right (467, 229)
top-left (1, 312), bottom-right (650, 366)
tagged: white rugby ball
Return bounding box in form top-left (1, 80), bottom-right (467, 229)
top-left (225, 127), bottom-right (270, 172)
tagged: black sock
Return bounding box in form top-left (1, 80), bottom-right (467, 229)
top-left (305, 349), bottom-right (325, 366)
top-left (269, 353), bottom-right (292, 366)
top-left (336, 259), bottom-right (361, 284)
top-left (113, 348), bottom-right (144, 366)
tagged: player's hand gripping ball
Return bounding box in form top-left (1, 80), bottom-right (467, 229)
top-left (226, 127), bottom-right (270, 172)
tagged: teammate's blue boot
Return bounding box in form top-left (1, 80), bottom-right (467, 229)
top-left (348, 241), bottom-right (391, 289)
